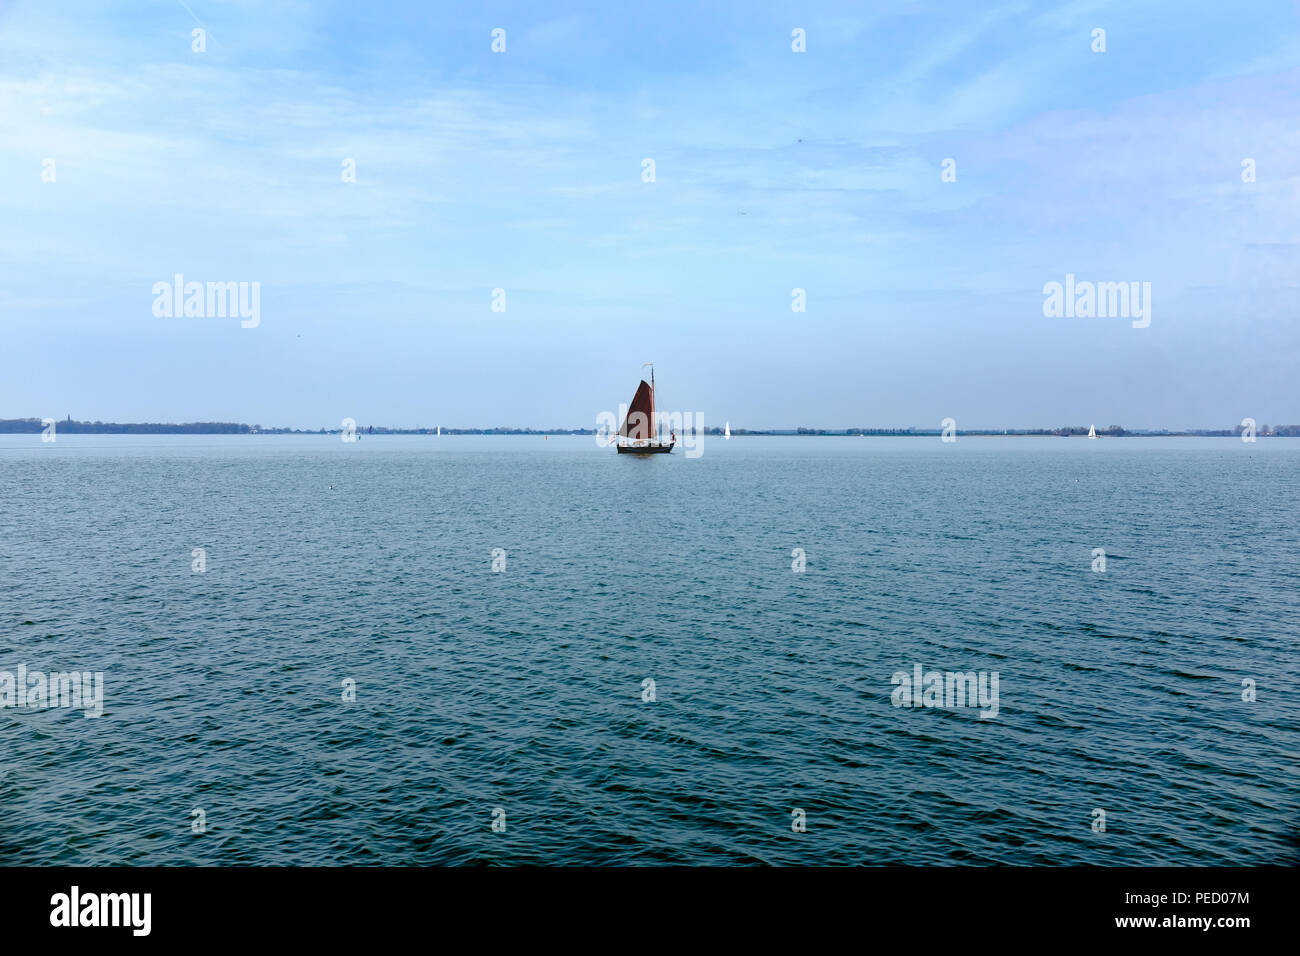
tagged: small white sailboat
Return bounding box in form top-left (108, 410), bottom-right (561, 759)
top-left (437, 425), bottom-right (441, 437)
top-left (724, 421), bottom-right (730, 440)
top-left (1088, 424), bottom-right (1096, 439)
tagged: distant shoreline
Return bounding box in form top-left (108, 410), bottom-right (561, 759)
top-left (2, 418), bottom-right (1294, 438)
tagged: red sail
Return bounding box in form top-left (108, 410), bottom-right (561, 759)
top-left (618, 379), bottom-right (655, 439)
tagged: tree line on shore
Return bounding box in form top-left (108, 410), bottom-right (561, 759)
top-left (3, 418), bottom-right (1297, 437)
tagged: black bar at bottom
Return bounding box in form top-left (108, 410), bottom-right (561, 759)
top-left (0, 866), bottom-right (1276, 941)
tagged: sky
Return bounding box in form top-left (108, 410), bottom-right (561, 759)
top-left (1, 0), bottom-right (1297, 430)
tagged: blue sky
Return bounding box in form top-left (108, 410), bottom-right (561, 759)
top-left (1, 0), bottom-right (1297, 429)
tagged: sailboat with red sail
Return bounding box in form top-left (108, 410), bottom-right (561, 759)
top-left (615, 363), bottom-right (674, 454)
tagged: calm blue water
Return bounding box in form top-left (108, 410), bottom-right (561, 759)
top-left (1, 434), bottom-right (1297, 865)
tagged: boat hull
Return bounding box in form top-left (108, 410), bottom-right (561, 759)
top-left (616, 442), bottom-right (675, 454)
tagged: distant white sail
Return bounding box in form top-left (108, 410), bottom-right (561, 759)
top-left (437, 425), bottom-right (441, 437)
top-left (724, 421), bottom-right (730, 440)
top-left (1088, 424), bottom-right (1096, 439)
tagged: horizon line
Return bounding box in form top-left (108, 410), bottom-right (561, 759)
top-left (2, 417), bottom-right (1294, 437)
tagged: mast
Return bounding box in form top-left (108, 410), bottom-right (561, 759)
top-left (644, 361), bottom-right (656, 443)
